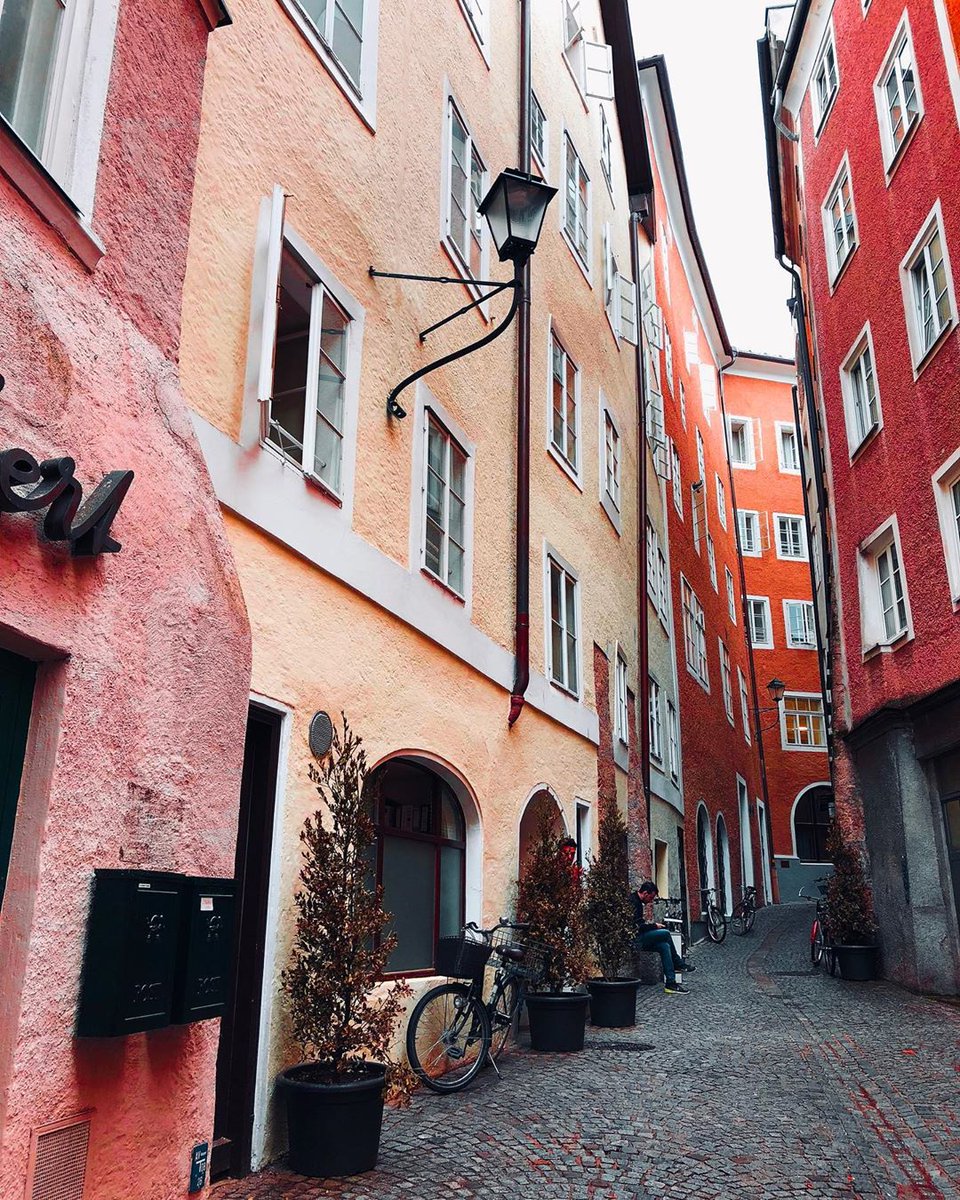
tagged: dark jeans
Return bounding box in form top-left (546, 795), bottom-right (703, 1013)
top-left (635, 929), bottom-right (683, 983)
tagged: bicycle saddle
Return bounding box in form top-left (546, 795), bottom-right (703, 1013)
top-left (496, 944), bottom-right (526, 962)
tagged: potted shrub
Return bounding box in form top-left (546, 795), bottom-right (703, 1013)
top-left (278, 716), bottom-right (412, 1178)
top-left (825, 823), bottom-right (880, 982)
top-left (584, 801), bottom-right (641, 1027)
top-left (517, 808), bottom-right (590, 1052)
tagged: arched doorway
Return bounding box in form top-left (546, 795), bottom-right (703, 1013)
top-left (716, 815), bottom-right (733, 916)
top-left (518, 786), bottom-right (567, 877)
top-left (792, 784), bottom-right (833, 862)
top-left (695, 803), bottom-right (715, 914)
top-left (370, 756), bottom-right (479, 974)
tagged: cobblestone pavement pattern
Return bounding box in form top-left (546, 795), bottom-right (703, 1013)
top-left (215, 905), bottom-right (960, 1200)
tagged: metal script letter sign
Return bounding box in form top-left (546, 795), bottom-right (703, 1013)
top-left (0, 448), bottom-right (134, 556)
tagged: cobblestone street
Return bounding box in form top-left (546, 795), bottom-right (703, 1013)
top-left (215, 905), bottom-right (960, 1200)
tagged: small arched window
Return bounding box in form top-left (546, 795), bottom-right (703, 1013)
top-left (794, 786), bottom-right (833, 862)
top-left (373, 759), bottom-right (466, 974)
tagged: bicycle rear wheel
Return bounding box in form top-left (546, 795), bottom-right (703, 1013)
top-left (707, 905), bottom-right (727, 943)
top-left (406, 983), bottom-right (490, 1093)
top-left (487, 976), bottom-right (520, 1062)
top-left (731, 905), bottom-right (746, 936)
top-left (743, 903), bottom-right (756, 933)
top-left (811, 920), bottom-right (825, 966)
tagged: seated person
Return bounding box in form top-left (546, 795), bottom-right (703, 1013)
top-left (631, 880), bottom-right (695, 996)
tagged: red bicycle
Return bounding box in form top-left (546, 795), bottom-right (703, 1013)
top-left (800, 879), bottom-right (836, 974)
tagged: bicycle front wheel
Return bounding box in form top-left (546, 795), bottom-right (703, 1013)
top-left (707, 905), bottom-right (727, 943)
top-left (487, 977), bottom-right (520, 1062)
top-left (731, 906), bottom-right (746, 936)
top-left (406, 983), bottom-right (490, 1093)
top-left (743, 904), bottom-right (756, 933)
top-left (811, 920), bottom-right (825, 966)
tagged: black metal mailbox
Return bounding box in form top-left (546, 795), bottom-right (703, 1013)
top-left (76, 869), bottom-right (184, 1037)
top-left (171, 876), bottom-right (236, 1024)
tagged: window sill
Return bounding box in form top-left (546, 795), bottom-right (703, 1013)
top-left (550, 678), bottom-right (581, 703)
top-left (883, 114), bottom-right (922, 187)
top-left (531, 146), bottom-right (548, 180)
top-left (862, 629), bottom-right (913, 660)
top-left (260, 440), bottom-right (346, 508)
top-left (685, 662), bottom-right (710, 693)
top-left (560, 227), bottom-right (593, 287)
top-left (0, 117), bottom-right (104, 271)
top-left (600, 492), bottom-right (621, 535)
top-left (548, 444), bottom-right (584, 491)
top-left (911, 318), bottom-right (957, 381)
top-left (813, 91), bottom-right (838, 143)
top-left (420, 566), bottom-right (466, 605)
top-left (304, 470), bottom-right (344, 507)
top-left (782, 742), bottom-right (829, 754)
top-left (849, 421), bottom-right (881, 463)
top-left (279, 0), bottom-right (376, 132)
top-left (730, 460), bottom-right (757, 471)
top-left (827, 243), bottom-right (857, 295)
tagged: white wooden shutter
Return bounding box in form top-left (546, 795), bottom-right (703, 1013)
top-left (256, 185), bottom-right (287, 440)
top-left (683, 329), bottom-right (699, 369)
top-left (644, 301), bottom-right (663, 350)
top-left (584, 41), bottom-right (614, 99)
top-left (619, 274), bottom-right (638, 345)
top-left (699, 364), bottom-right (718, 411)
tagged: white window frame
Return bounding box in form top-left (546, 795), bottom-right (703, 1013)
top-left (738, 668), bottom-right (751, 745)
top-left (544, 544), bottom-right (582, 698)
top-left (657, 548), bottom-right (670, 629)
top-left (671, 443), bottom-right (683, 517)
top-left (602, 225), bottom-right (638, 345)
top-left (600, 105), bottom-right (613, 197)
top-left (839, 322), bottom-right (883, 457)
top-left (248, 198), bottom-right (364, 521)
top-left (691, 484), bottom-right (703, 554)
top-left (679, 380), bottom-right (687, 429)
top-left (715, 473), bottom-right (727, 530)
top-left (725, 567), bottom-right (737, 625)
top-left (932, 447), bottom-right (960, 608)
top-left (899, 201), bottom-right (958, 375)
top-left (442, 91), bottom-right (490, 298)
top-left (780, 692), bottom-right (828, 752)
top-left (696, 429), bottom-right (705, 482)
top-left (857, 515), bottom-right (913, 653)
top-left (738, 509), bottom-right (762, 558)
top-left (561, 1), bottom-right (614, 101)
top-left (561, 129), bottom-right (591, 280)
top-left (783, 599), bottom-right (817, 650)
top-left (747, 596), bottom-right (774, 650)
top-left (719, 639), bottom-right (734, 726)
top-left (548, 325), bottom-right (582, 486)
top-left (706, 533), bottom-right (718, 592)
top-left (775, 513), bottom-right (808, 561)
top-left (600, 397), bottom-right (621, 533)
top-left (648, 676), bottom-right (663, 762)
top-left (681, 576), bottom-right (709, 691)
top-left (531, 89), bottom-right (548, 175)
top-left (664, 327), bottom-right (674, 394)
top-left (615, 650), bottom-right (629, 745)
top-left (419, 406), bottom-right (473, 602)
top-left (775, 421), bottom-right (802, 474)
top-left (0, 0), bottom-right (121, 228)
top-left (727, 416), bottom-right (756, 469)
top-left (282, 0), bottom-right (380, 129)
top-left (812, 22), bottom-right (839, 135)
top-left (820, 154), bottom-right (858, 286)
top-left (666, 699), bottom-right (680, 781)
top-left (456, 0), bottom-right (490, 61)
top-left (874, 14), bottom-right (923, 177)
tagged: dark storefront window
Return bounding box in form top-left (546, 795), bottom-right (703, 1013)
top-left (373, 759), bottom-right (465, 974)
top-left (794, 785), bottom-right (833, 862)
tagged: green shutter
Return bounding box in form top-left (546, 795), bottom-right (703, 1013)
top-left (0, 649), bottom-right (36, 911)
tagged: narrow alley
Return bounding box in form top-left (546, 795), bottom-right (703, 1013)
top-left (215, 906), bottom-right (960, 1200)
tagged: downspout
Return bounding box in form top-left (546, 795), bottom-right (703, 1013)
top-left (630, 212), bottom-right (652, 835)
top-left (717, 354), bottom-right (774, 887)
top-left (508, 0), bottom-right (532, 726)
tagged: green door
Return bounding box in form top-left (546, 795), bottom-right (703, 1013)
top-left (0, 649), bottom-right (36, 911)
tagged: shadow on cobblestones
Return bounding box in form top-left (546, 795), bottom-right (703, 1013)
top-left (214, 905), bottom-right (960, 1200)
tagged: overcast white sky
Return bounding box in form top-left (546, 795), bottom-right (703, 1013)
top-left (628, 1), bottom-right (794, 357)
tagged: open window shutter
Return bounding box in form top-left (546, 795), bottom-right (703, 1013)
top-left (699, 364), bottom-right (718, 411)
top-left (619, 274), bottom-right (637, 344)
top-left (683, 329), bottom-right (699, 369)
top-left (583, 41), bottom-right (614, 99)
top-left (644, 301), bottom-right (663, 350)
top-left (256, 185), bottom-right (287, 440)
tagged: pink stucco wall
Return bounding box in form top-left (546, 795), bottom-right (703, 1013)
top-left (0, 2), bottom-right (251, 1198)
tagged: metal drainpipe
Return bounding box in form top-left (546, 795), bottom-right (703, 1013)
top-left (717, 355), bottom-right (774, 891)
top-left (508, 0), bottom-right (532, 726)
top-left (630, 213), bottom-right (652, 837)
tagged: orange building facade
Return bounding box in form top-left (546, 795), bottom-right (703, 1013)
top-left (725, 358), bottom-right (831, 900)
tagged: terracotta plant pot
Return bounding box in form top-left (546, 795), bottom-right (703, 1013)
top-left (525, 991), bottom-right (589, 1051)
top-left (279, 1061), bottom-right (386, 1178)
top-left (587, 978), bottom-right (641, 1028)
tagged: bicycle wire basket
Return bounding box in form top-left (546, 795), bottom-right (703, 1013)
top-left (435, 932), bottom-right (492, 980)
top-left (490, 927), bottom-right (550, 984)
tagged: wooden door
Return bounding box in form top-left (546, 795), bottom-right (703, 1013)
top-left (212, 704), bottom-right (282, 1180)
top-left (0, 649), bottom-right (36, 912)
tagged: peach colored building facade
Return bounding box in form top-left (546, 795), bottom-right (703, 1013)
top-left (724, 357), bottom-right (831, 899)
top-left (181, 0), bottom-right (650, 1175)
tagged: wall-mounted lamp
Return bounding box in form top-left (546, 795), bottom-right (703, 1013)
top-left (757, 678), bottom-right (787, 733)
top-left (370, 169), bottom-right (557, 420)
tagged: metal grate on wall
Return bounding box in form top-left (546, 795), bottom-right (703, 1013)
top-left (27, 1116), bottom-right (91, 1200)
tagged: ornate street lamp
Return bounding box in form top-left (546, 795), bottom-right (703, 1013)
top-left (757, 678), bottom-right (788, 733)
top-left (370, 168), bottom-right (557, 419)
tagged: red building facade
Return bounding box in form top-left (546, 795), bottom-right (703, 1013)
top-left (761, 0), bottom-right (960, 993)
top-left (639, 59), bottom-right (769, 926)
top-left (724, 358), bottom-right (831, 900)
top-left (0, 2), bottom-right (251, 1196)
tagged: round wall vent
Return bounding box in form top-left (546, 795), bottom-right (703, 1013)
top-left (309, 711), bottom-right (334, 759)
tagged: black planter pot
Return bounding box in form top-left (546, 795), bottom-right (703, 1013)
top-left (587, 978), bottom-right (641, 1028)
top-left (526, 991), bottom-right (589, 1051)
top-left (279, 1062), bottom-right (387, 1178)
top-left (833, 943), bottom-right (879, 981)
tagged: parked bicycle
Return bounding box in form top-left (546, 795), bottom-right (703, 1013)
top-left (800, 878), bottom-right (836, 974)
top-left (405, 918), bottom-right (546, 1094)
top-left (701, 886), bottom-right (727, 943)
top-left (730, 885), bottom-right (758, 936)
